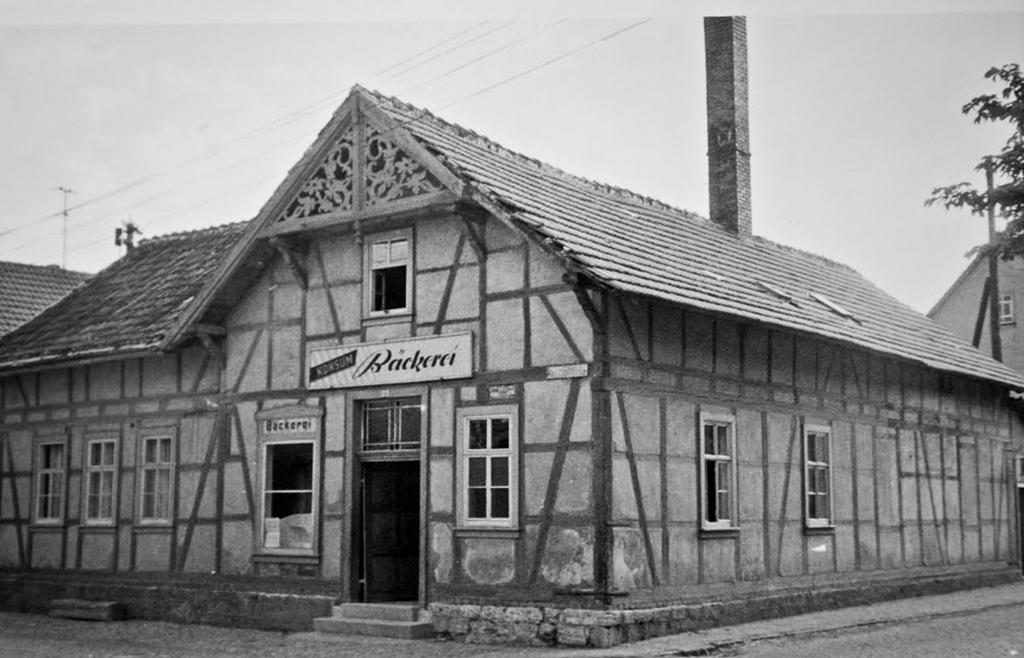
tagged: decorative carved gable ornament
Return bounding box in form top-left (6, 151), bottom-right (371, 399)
top-left (276, 121), bottom-right (444, 223)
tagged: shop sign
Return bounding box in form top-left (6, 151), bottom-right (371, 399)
top-left (307, 333), bottom-right (472, 389)
top-left (261, 417), bottom-right (319, 435)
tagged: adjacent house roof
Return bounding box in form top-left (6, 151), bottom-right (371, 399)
top-left (0, 223), bottom-right (248, 368)
top-left (2, 85), bottom-right (1022, 390)
top-left (0, 261), bottom-right (89, 336)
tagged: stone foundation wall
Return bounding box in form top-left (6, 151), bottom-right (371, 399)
top-left (0, 573), bottom-right (333, 631)
top-left (429, 566), bottom-right (1022, 647)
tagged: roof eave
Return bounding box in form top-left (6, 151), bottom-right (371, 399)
top-left (0, 342), bottom-right (163, 377)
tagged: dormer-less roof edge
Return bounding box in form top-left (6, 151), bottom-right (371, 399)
top-left (607, 280), bottom-right (1024, 390)
top-left (0, 342), bottom-right (162, 375)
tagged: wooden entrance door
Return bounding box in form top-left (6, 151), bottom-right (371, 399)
top-left (361, 460), bottom-right (419, 601)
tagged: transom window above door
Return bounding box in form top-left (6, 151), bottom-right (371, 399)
top-left (361, 397), bottom-right (422, 451)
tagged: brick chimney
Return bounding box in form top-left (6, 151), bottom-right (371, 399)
top-left (704, 16), bottom-right (751, 238)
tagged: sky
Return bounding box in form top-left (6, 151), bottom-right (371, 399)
top-left (0, 0), bottom-right (1022, 314)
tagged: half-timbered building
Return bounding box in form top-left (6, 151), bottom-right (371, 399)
top-left (2, 17), bottom-right (1024, 647)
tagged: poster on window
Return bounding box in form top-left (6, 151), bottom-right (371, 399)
top-left (307, 332), bottom-right (473, 389)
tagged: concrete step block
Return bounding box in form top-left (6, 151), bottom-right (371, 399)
top-left (314, 616), bottom-right (435, 640)
top-left (335, 602), bottom-right (420, 621)
top-left (49, 598), bottom-right (125, 621)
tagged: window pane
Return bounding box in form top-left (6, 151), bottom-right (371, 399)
top-left (142, 469), bottom-right (155, 496)
top-left (468, 488), bottom-right (487, 518)
top-left (389, 238), bottom-right (408, 262)
top-left (716, 425), bottom-right (730, 456)
top-left (160, 438), bottom-right (172, 462)
top-left (399, 404), bottom-right (421, 446)
top-left (806, 434), bottom-right (817, 461)
top-left (90, 442), bottom-right (102, 466)
top-left (468, 457), bottom-right (486, 486)
top-left (705, 460), bottom-right (717, 521)
top-left (818, 435), bottom-right (829, 464)
top-left (491, 418), bottom-right (509, 449)
top-left (469, 420), bottom-right (487, 450)
top-left (102, 442), bottom-right (115, 465)
top-left (491, 456), bottom-right (509, 486)
top-left (703, 425), bottom-right (715, 455)
top-left (268, 443), bottom-right (313, 491)
top-left (372, 269), bottom-right (388, 311)
top-left (371, 242), bottom-right (389, 264)
top-left (491, 488), bottom-right (509, 519)
top-left (716, 462), bottom-right (731, 492)
top-left (381, 266), bottom-right (407, 311)
top-left (364, 406), bottom-right (390, 447)
top-left (145, 439), bottom-right (157, 464)
top-left (717, 491), bottom-right (730, 521)
top-left (268, 491), bottom-right (312, 518)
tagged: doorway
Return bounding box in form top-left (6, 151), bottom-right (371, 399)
top-left (1019, 486), bottom-right (1024, 574)
top-left (360, 460), bottom-right (420, 602)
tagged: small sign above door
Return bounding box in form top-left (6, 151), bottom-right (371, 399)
top-left (308, 333), bottom-right (473, 389)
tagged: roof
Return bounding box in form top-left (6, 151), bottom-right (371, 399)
top-left (0, 261), bottom-right (89, 336)
top-left (0, 223), bottom-right (249, 369)
top-left (2, 85), bottom-right (1022, 390)
top-left (357, 87), bottom-right (1024, 388)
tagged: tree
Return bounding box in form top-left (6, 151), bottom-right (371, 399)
top-left (927, 64), bottom-right (1023, 362)
top-left (927, 64), bottom-right (1024, 257)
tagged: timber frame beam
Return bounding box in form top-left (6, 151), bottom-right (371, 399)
top-left (194, 323), bottom-right (226, 366)
top-left (269, 237), bottom-right (309, 290)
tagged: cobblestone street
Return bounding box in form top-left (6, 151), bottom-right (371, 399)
top-left (0, 612), bottom-right (534, 658)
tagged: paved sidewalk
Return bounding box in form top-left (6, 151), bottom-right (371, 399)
top-left (557, 581), bottom-right (1024, 657)
top-left (2, 582), bottom-right (1024, 656)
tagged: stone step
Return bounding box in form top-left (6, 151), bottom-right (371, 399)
top-left (314, 616), bottom-right (435, 640)
top-left (49, 598), bottom-right (125, 622)
top-left (335, 602), bottom-right (420, 622)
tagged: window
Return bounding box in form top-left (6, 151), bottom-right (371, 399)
top-left (367, 231), bottom-right (412, 315)
top-left (35, 442), bottom-right (66, 523)
top-left (262, 440), bottom-right (317, 551)
top-left (139, 435), bottom-right (174, 523)
top-left (999, 293), bottom-right (1014, 324)
top-left (803, 424), bottom-right (833, 528)
top-left (361, 397), bottom-right (422, 451)
top-left (84, 438), bottom-right (118, 524)
top-left (700, 413), bottom-right (736, 530)
top-left (458, 405), bottom-right (518, 529)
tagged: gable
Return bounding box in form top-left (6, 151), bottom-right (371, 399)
top-left (271, 104), bottom-right (447, 227)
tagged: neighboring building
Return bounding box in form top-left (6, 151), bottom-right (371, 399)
top-left (930, 254), bottom-right (1024, 374)
top-left (2, 18), bottom-right (1024, 648)
top-left (0, 261), bottom-right (89, 337)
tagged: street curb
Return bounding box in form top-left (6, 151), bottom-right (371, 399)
top-left (663, 597), bottom-right (1024, 656)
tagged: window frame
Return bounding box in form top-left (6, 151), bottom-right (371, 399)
top-left (457, 404), bottom-right (519, 530)
top-left (82, 435), bottom-right (119, 526)
top-left (999, 293), bottom-right (1014, 325)
top-left (699, 411), bottom-right (738, 531)
top-left (803, 423), bottom-right (834, 529)
top-left (34, 438), bottom-right (68, 525)
top-left (360, 396), bottom-right (423, 452)
top-left (364, 228), bottom-right (414, 318)
top-left (137, 430), bottom-right (177, 525)
top-left (256, 408), bottom-right (322, 556)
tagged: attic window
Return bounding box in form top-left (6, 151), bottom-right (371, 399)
top-left (756, 280), bottom-right (794, 303)
top-left (810, 293), bottom-right (856, 321)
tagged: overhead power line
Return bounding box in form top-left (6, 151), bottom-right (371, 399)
top-left (1, 18), bottom-right (649, 263)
